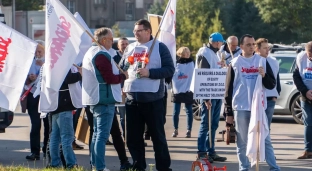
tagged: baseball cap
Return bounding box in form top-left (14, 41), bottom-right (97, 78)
top-left (209, 32), bottom-right (225, 43)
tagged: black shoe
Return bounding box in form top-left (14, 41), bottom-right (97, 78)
top-left (72, 141), bottom-right (84, 150)
top-left (120, 161), bottom-right (132, 171)
top-left (209, 152), bottom-right (227, 162)
top-left (26, 153), bottom-right (40, 160)
top-left (106, 140), bottom-right (113, 145)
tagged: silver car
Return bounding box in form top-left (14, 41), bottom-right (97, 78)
top-left (192, 47), bottom-right (304, 124)
top-left (271, 50), bottom-right (303, 124)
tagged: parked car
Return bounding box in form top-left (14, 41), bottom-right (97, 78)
top-left (270, 45), bottom-right (304, 124)
top-left (192, 44), bottom-right (305, 124)
top-left (0, 108), bottom-right (14, 133)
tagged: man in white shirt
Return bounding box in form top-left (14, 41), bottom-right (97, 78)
top-left (255, 38), bottom-right (281, 171)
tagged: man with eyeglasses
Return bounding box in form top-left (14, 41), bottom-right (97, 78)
top-left (119, 19), bottom-right (174, 171)
top-left (255, 38), bottom-right (281, 170)
top-left (195, 32), bottom-right (227, 163)
top-left (224, 34), bottom-right (276, 171)
top-left (217, 36), bottom-right (241, 66)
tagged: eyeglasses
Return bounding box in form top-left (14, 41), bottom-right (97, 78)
top-left (133, 29), bottom-right (147, 34)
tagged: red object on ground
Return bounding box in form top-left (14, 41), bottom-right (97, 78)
top-left (214, 166), bottom-right (227, 171)
top-left (191, 159), bottom-right (213, 171)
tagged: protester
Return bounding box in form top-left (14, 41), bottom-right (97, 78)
top-left (85, 106), bottom-right (132, 171)
top-left (82, 27), bottom-right (128, 171)
top-left (39, 65), bottom-right (82, 168)
top-left (23, 40), bottom-right (49, 160)
top-left (255, 38), bottom-right (281, 170)
top-left (293, 41), bottom-right (312, 159)
top-left (171, 47), bottom-right (194, 138)
top-left (217, 36), bottom-right (241, 66)
top-left (116, 37), bottom-right (129, 138)
top-left (119, 19), bottom-right (174, 171)
top-left (194, 32), bottom-right (227, 163)
top-left (224, 34), bottom-right (276, 170)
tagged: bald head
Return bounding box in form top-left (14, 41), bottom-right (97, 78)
top-left (227, 36), bottom-right (238, 51)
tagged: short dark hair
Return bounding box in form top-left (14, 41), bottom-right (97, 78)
top-left (240, 34), bottom-right (254, 45)
top-left (118, 37), bottom-right (128, 41)
top-left (135, 19), bottom-right (152, 33)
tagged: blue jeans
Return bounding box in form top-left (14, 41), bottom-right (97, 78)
top-left (50, 111), bottom-right (76, 168)
top-left (265, 100), bottom-right (280, 171)
top-left (301, 101), bottom-right (312, 152)
top-left (172, 103), bottom-right (193, 130)
top-left (197, 99), bottom-right (222, 155)
top-left (90, 104), bottom-right (115, 170)
top-left (235, 109), bottom-right (280, 171)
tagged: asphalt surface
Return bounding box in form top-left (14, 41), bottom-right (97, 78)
top-left (0, 101), bottom-right (311, 171)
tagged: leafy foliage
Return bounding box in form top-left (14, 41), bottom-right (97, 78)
top-left (1, 0), bottom-right (44, 11)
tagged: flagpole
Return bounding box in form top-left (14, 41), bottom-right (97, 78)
top-left (256, 121), bottom-right (260, 171)
top-left (209, 107), bottom-right (212, 149)
top-left (147, 0), bottom-right (171, 58)
top-left (226, 41), bottom-right (234, 59)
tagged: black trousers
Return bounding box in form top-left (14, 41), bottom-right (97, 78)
top-left (26, 94), bottom-right (49, 155)
top-left (126, 98), bottom-right (171, 171)
top-left (145, 90), bottom-right (168, 136)
top-left (86, 106), bottom-right (129, 164)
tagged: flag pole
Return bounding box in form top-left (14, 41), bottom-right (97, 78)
top-left (256, 120), bottom-right (260, 171)
top-left (146, 0), bottom-right (171, 59)
top-left (226, 42), bottom-right (234, 59)
top-left (209, 107), bottom-right (212, 149)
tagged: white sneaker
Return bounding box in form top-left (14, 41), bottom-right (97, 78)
top-left (104, 168), bottom-right (110, 171)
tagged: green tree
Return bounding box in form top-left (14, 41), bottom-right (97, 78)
top-left (147, 1), bottom-right (167, 15)
top-left (249, 0), bottom-right (312, 43)
top-left (112, 23), bottom-right (125, 37)
top-left (175, 0), bottom-right (225, 54)
top-left (2, 0), bottom-right (44, 11)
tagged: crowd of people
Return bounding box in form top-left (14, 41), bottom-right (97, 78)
top-left (20, 18), bottom-right (312, 171)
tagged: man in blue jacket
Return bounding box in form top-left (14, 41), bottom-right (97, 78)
top-left (119, 19), bottom-right (174, 171)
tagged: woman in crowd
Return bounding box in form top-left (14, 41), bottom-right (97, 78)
top-left (171, 47), bottom-right (194, 138)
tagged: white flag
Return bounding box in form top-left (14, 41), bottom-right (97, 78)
top-left (0, 22), bottom-right (37, 111)
top-left (45, 0), bottom-right (86, 91)
top-left (246, 61), bottom-right (270, 167)
top-left (73, 12), bottom-right (92, 65)
top-left (158, 0), bottom-right (176, 66)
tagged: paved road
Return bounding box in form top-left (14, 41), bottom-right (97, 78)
top-left (0, 101), bottom-right (311, 171)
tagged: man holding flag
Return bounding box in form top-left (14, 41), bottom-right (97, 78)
top-left (224, 34), bottom-right (276, 171)
top-left (255, 38), bottom-right (280, 170)
top-left (119, 19), bottom-right (174, 171)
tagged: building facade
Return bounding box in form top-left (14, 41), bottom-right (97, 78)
top-left (60, 0), bottom-right (164, 36)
